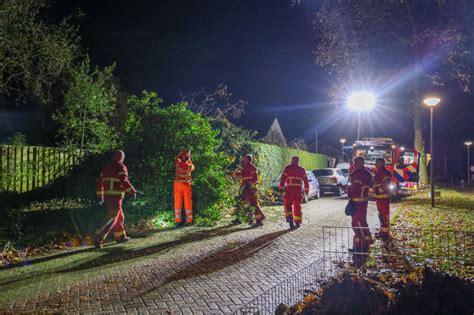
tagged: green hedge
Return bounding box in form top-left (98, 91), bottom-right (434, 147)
top-left (250, 142), bottom-right (328, 191)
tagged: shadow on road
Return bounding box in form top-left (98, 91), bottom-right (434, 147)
top-left (59, 224), bottom-right (255, 273)
top-left (158, 229), bottom-right (292, 286)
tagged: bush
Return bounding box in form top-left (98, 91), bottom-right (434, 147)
top-left (251, 142), bottom-right (328, 191)
top-left (123, 92), bottom-right (229, 224)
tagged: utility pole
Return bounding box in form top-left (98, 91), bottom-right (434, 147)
top-left (315, 127), bottom-right (318, 154)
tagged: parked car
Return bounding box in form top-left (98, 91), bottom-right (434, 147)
top-left (271, 171), bottom-right (320, 203)
top-left (313, 168), bottom-right (347, 196)
top-left (336, 162), bottom-right (350, 178)
top-left (336, 162), bottom-right (350, 192)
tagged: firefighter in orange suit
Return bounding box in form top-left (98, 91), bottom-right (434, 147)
top-left (279, 156), bottom-right (309, 229)
top-left (232, 154), bottom-right (265, 226)
top-left (373, 158), bottom-right (391, 240)
top-left (174, 149), bottom-right (195, 227)
top-left (347, 156), bottom-right (373, 265)
top-left (95, 150), bottom-right (136, 249)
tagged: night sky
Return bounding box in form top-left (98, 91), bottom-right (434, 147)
top-left (4, 0), bottom-right (474, 177)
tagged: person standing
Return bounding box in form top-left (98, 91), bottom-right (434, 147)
top-left (373, 157), bottom-right (392, 240)
top-left (347, 156), bottom-right (373, 266)
top-left (174, 149), bottom-right (195, 227)
top-left (95, 150), bottom-right (136, 249)
top-left (279, 156), bottom-right (309, 229)
top-left (232, 154), bottom-right (265, 226)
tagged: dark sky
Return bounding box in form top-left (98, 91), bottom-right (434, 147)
top-left (34, 0), bottom-right (474, 177)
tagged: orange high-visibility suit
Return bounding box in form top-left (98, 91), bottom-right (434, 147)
top-left (174, 152), bottom-right (195, 223)
top-left (96, 151), bottom-right (136, 243)
top-left (373, 167), bottom-right (391, 237)
top-left (347, 166), bottom-right (373, 261)
top-left (279, 158), bottom-right (309, 225)
top-left (234, 162), bottom-right (265, 223)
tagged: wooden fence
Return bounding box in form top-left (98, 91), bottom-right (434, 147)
top-left (0, 145), bottom-right (82, 193)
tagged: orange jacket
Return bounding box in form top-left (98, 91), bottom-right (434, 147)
top-left (96, 161), bottom-right (136, 200)
top-left (234, 163), bottom-right (258, 186)
top-left (373, 167), bottom-right (391, 199)
top-left (279, 164), bottom-right (309, 193)
top-left (348, 167), bottom-right (371, 202)
top-left (175, 158), bottom-right (194, 184)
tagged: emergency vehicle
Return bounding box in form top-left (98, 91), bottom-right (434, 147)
top-left (352, 138), bottom-right (420, 195)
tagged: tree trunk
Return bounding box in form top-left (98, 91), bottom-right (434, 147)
top-left (414, 102), bottom-right (428, 186)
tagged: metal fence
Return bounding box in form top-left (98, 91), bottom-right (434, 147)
top-left (0, 145), bottom-right (82, 193)
top-left (322, 226), bottom-right (474, 271)
top-left (235, 225), bottom-right (474, 314)
top-left (235, 257), bottom-right (335, 315)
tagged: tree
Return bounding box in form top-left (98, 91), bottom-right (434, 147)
top-left (54, 59), bottom-right (118, 153)
top-left (289, 138), bottom-right (308, 151)
top-left (0, 0), bottom-right (81, 104)
top-left (180, 84), bottom-right (247, 120)
top-left (312, 0), bottom-right (473, 185)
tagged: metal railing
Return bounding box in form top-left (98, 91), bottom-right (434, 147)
top-left (322, 226), bottom-right (474, 270)
top-left (235, 226), bottom-right (473, 314)
top-left (235, 257), bottom-right (334, 315)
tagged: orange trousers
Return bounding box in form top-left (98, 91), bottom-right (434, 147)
top-left (376, 199), bottom-right (390, 236)
top-left (284, 188), bottom-right (303, 224)
top-left (95, 198), bottom-right (126, 242)
top-left (174, 181), bottom-right (193, 223)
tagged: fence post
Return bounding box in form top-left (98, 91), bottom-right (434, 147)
top-left (26, 146), bottom-right (30, 192)
top-left (20, 146), bottom-right (24, 193)
top-left (32, 147), bottom-right (37, 190)
top-left (13, 146), bottom-right (17, 192)
top-left (42, 147), bottom-right (46, 187)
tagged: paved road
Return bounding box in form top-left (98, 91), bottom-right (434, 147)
top-left (2, 196), bottom-right (380, 314)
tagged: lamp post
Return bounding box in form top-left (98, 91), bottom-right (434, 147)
top-left (465, 141), bottom-right (472, 184)
top-left (348, 91), bottom-right (376, 140)
top-left (340, 138), bottom-right (346, 162)
top-left (423, 96), bottom-right (441, 208)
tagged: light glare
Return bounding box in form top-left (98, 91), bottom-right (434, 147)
top-left (423, 97), bottom-right (441, 107)
top-left (465, 141), bottom-right (473, 146)
top-left (348, 91), bottom-right (376, 112)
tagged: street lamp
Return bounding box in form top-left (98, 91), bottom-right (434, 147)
top-left (423, 96), bottom-right (441, 207)
top-left (340, 138), bottom-right (346, 161)
top-left (465, 141), bottom-right (472, 184)
top-left (348, 91), bottom-right (376, 141)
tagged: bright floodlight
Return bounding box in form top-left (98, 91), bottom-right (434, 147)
top-left (340, 138), bottom-right (346, 144)
top-left (465, 141), bottom-right (473, 146)
top-left (348, 91), bottom-right (376, 112)
top-left (423, 97), bottom-right (441, 107)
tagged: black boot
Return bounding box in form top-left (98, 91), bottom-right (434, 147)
top-left (231, 218), bottom-right (242, 225)
top-left (295, 223), bottom-right (300, 228)
top-left (288, 218), bottom-right (295, 229)
top-left (116, 236), bottom-right (131, 244)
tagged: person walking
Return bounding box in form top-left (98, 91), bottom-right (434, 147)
top-left (279, 156), bottom-right (309, 229)
top-left (95, 150), bottom-right (136, 249)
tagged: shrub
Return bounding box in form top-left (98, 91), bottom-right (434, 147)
top-left (251, 142), bottom-right (328, 191)
top-left (123, 92), bottom-right (229, 223)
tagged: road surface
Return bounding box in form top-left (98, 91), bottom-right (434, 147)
top-left (1, 195), bottom-right (380, 314)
